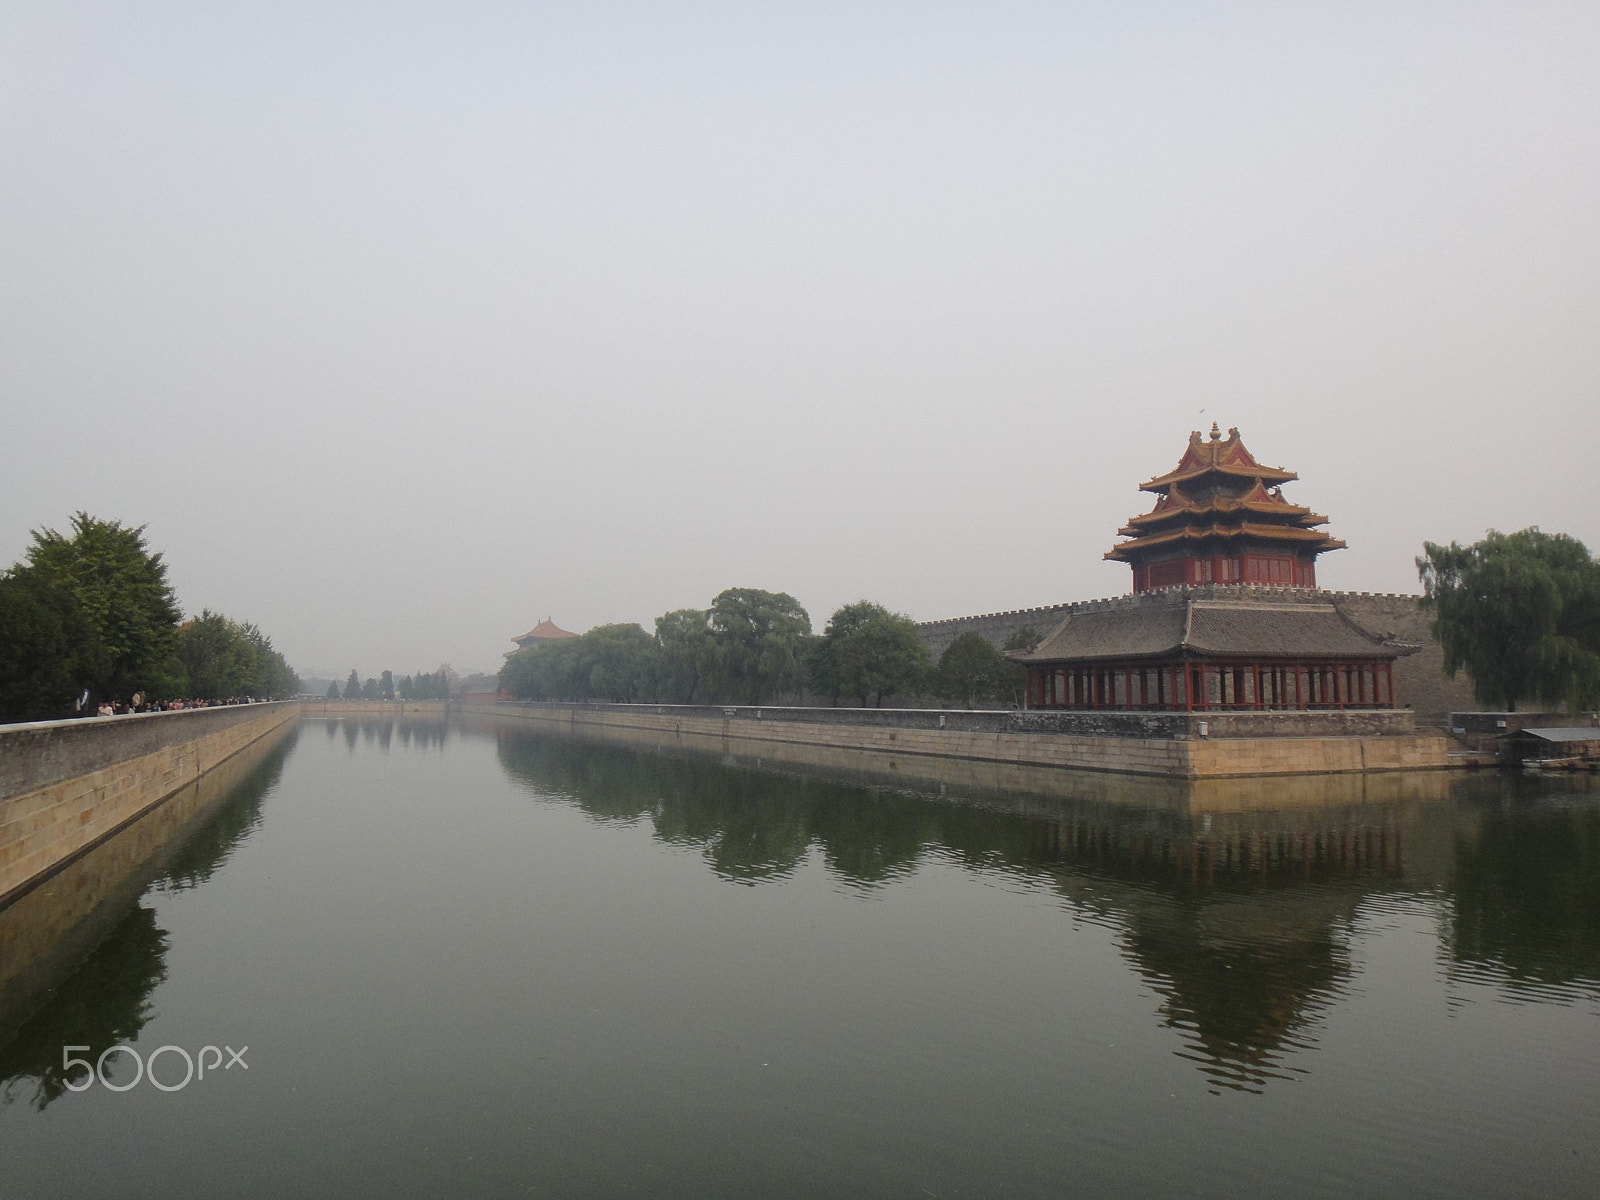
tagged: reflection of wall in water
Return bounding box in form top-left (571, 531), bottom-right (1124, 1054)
top-left (483, 723), bottom-right (1486, 1092)
top-left (0, 724), bottom-right (297, 1108)
top-left (458, 709), bottom-right (1456, 812)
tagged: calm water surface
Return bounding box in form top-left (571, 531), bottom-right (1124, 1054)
top-left (1, 716), bottom-right (1597, 1198)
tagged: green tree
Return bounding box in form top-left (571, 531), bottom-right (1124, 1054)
top-left (343, 669), bottom-right (363, 700)
top-left (654, 609), bottom-right (714, 703)
top-left (326, 681), bottom-right (340, 699)
top-left (936, 632), bottom-right (1013, 709)
top-left (500, 639), bottom-right (587, 700)
top-left (177, 610), bottom-right (256, 699)
top-left (808, 600), bottom-right (880, 704)
top-left (813, 601), bottom-right (930, 707)
top-left (379, 670), bottom-right (395, 701)
top-left (0, 567), bottom-right (93, 719)
top-left (708, 587), bottom-right (812, 704)
top-left (582, 623), bottom-right (656, 701)
top-left (237, 623), bottom-right (297, 698)
top-left (361, 676), bottom-right (381, 700)
top-left (1003, 626), bottom-right (1043, 654)
top-left (1419, 529), bottom-right (1600, 712)
top-left (14, 513), bottom-right (182, 705)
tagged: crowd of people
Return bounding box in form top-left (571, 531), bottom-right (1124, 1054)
top-left (88, 693), bottom-right (272, 717)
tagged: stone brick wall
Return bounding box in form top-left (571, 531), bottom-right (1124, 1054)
top-left (469, 700), bottom-right (1414, 739)
top-left (462, 701), bottom-right (1453, 780)
top-left (0, 720), bottom-right (298, 1041)
top-left (916, 585), bottom-right (1479, 726)
top-left (1328, 592), bottom-right (1477, 724)
top-left (300, 700), bottom-right (448, 719)
top-left (0, 702), bottom-right (300, 905)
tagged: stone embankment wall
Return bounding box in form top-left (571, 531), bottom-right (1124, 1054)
top-left (0, 720), bottom-right (298, 1042)
top-left (0, 702), bottom-right (300, 905)
top-left (301, 700), bottom-right (449, 718)
top-left (917, 586), bottom-right (1478, 725)
top-left (461, 701), bottom-right (1453, 780)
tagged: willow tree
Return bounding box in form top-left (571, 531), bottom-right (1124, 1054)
top-left (654, 609), bottom-right (714, 704)
top-left (707, 588), bottom-right (812, 705)
top-left (1418, 528), bottom-right (1600, 712)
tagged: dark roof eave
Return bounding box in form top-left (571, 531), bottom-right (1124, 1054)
top-left (1021, 646), bottom-right (1404, 665)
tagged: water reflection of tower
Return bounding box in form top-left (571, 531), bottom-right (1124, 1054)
top-left (1024, 803), bottom-right (1418, 1092)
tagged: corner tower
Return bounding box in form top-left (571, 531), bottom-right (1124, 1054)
top-left (1106, 424), bottom-right (1345, 592)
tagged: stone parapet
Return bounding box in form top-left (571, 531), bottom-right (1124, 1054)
top-left (0, 720), bottom-right (298, 1044)
top-left (300, 700), bottom-right (449, 719)
top-left (464, 700), bottom-right (1415, 739)
top-left (0, 702), bottom-right (300, 905)
top-left (461, 701), bottom-right (1453, 780)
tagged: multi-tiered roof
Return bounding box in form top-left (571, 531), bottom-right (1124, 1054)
top-left (1106, 424), bottom-right (1345, 591)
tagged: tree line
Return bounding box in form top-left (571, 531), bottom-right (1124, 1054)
top-left (498, 587), bottom-right (1042, 709)
top-left (0, 513), bottom-right (301, 720)
top-left (327, 668), bottom-right (451, 701)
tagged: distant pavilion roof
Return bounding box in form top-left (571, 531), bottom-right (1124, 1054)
top-left (511, 618), bottom-right (580, 648)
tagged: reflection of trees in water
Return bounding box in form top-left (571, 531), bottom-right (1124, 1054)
top-left (496, 733), bottom-right (941, 885)
top-left (0, 729), bottom-right (296, 1109)
top-left (1448, 799), bottom-right (1600, 993)
top-left (156, 727), bottom-right (298, 892)
top-left (321, 717), bottom-right (451, 755)
top-left (0, 905), bottom-right (169, 1110)
top-left (397, 721), bottom-right (450, 752)
top-left (492, 730), bottom-right (1414, 1090)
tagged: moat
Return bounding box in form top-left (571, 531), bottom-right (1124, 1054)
top-left (1, 715), bottom-right (1597, 1198)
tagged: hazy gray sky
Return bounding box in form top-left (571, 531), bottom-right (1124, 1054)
top-left (3, 2), bottom-right (1597, 678)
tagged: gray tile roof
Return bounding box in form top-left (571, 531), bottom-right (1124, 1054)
top-left (1020, 595), bottom-right (1407, 664)
top-left (1516, 728), bottom-right (1600, 742)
